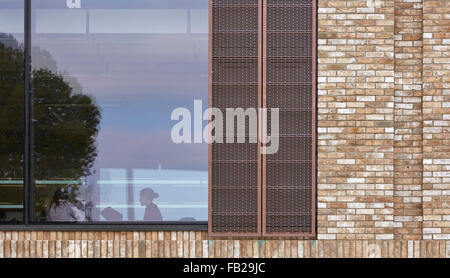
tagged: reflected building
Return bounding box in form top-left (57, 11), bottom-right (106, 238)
top-left (88, 166), bottom-right (207, 221)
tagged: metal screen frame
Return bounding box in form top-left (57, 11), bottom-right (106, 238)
top-left (208, 0), bottom-right (263, 237)
top-left (209, 0), bottom-right (316, 238)
top-left (262, 0), bottom-right (316, 237)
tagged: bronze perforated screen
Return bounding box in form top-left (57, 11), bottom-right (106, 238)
top-left (209, 0), bottom-right (261, 235)
top-left (263, 0), bottom-right (316, 236)
top-left (209, 0), bottom-right (316, 237)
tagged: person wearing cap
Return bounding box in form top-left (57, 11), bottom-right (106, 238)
top-left (140, 188), bottom-right (163, 221)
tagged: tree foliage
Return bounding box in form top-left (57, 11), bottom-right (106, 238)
top-left (33, 69), bottom-right (101, 179)
top-left (0, 36), bottom-right (25, 179)
top-left (0, 35), bottom-right (101, 220)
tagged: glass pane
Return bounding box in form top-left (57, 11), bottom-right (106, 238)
top-left (32, 0), bottom-right (208, 222)
top-left (0, 0), bottom-right (24, 223)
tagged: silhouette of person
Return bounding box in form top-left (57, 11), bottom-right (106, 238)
top-left (47, 188), bottom-right (86, 222)
top-left (140, 188), bottom-right (162, 221)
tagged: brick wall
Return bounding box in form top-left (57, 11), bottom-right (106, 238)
top-left (0, 0), bottom-right (449, 257)
top-left (317, 0), bottom-right (449, 242)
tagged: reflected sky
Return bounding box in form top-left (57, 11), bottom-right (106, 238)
top-left (31, 1), bottom-right (208, 167)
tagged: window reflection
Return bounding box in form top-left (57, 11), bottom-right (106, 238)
top-left (0, 0), bottom-right (24, 223)
top-left (31, 0), bottom-right (208, 222)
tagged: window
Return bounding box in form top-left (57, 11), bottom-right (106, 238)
top-left (0, 0), bottom-right (208, 226)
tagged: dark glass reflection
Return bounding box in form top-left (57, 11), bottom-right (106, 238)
top-left (32, 0), bottom-right (208, 222)
top-left (0, 1), bottom-right (24, 223)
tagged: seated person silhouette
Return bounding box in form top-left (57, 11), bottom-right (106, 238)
top-left (140, 188), bottom-right (162, 221)
top-left (47, 188), bottom-right (86, 222)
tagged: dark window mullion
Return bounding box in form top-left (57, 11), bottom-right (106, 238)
top-left (23, 0), bottom-right (32, 225)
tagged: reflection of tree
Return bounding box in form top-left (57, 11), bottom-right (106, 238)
top-left (0, 35), bottom-right (24, 222)
top-left (33, 69), bottom-right (100, 179)
top-left (0, 36), bottom-right (24, 180)
top-left (0, 34), bottom-right (101, 221)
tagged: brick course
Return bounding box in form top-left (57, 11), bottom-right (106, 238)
top-left (1, 0), bottom-right (449, 257)
top-left (317, 0), bottom-right (395, 240)
top-left (0, 231), bottom-right (449, 258)
top-left (422, 0), bottom-right (450, 240)
top-left (393, 0), bottom-right (423, 240)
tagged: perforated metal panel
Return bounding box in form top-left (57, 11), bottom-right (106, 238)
top-left (209, 0), bottom-right (316, 237)
top-left (209, 0), bottom-right (261, 236)
top-left (212, 85), bottom-right (258, 108)
top-left (263, 0), bottom-right (316, 236)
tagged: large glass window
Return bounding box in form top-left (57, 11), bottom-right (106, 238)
top-left (30, 0), bottom-right (208, 223)
top-left (0, 0), bottom-right (24, 223)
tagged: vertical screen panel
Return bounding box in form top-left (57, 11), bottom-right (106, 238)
top-left (209, 0), bottom-right (261, 235)
top-left (263, 0), bottom-right (316, 236)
